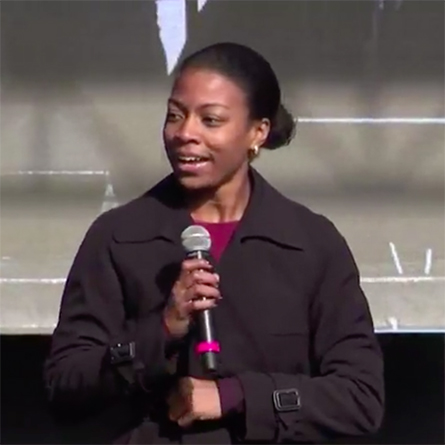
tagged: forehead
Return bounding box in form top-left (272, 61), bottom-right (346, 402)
top-left (170, 68), bottom-right (247, 109)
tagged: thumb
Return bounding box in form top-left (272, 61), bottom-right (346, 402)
top-left (177, 410), bottom-right (195, 428)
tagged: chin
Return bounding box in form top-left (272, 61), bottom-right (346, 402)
top-left (175, 174), bottom-right (211, 190)
top-left (174, 173), bottom-right (216, 192)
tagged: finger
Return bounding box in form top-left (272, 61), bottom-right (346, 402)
top-left (169, 401), bottom-right (186, 422)
top-left (168, 379), bottom-right (192, 421)
top-left (181, 259), bottom-right (213, 275)
top-left (190, 298), bottom-right (219, 312)
top-left (183, 270), bottom-right (219, 289)
top-left (177, 411), bottom-right (196, 428)
top-left (193, 270), bottom-right (220, 286)
top-left (167, 394), bottom-right (187, 422)
top-left (169, 405), bottom-right (188, 422)
top-left (188, 284), bottom-right (221, 301)
top-left (177, 261), bottom-right (213, 292)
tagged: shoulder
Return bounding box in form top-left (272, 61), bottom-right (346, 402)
top-left (275, 193), bottom-right (360, 285)
top-left (289, 198), bottom-right (343, 243)
top-left (272, 186), bottom-right (346, 254)
top-left (81, 175), bottom-right (174, 244)
top-left (271, 193), bottom-right (356, 280)
top-left (86, 197), bottom-right (145, 234)
top-left (253, 170), bottom-right (349, 258)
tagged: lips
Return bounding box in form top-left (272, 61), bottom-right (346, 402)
top-left (173, 154), bottom-right (212, 174)
top-left (177, 155), bottom-right (210, 163)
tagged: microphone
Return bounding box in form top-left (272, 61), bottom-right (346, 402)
top-left (181, 225), bottom-right (219, 374)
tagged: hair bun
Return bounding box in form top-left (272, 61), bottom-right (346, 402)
top-left (264, 103), bottom-right (297, 150)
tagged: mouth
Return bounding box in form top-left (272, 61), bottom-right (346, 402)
top-left (177, 155), bottom-right (210, 164)
top-left (173, 154), bottom-right (212, 173)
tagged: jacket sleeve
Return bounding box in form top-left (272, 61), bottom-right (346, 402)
top-left (236, 222), bottom-right (385, 443)
top-left (44, 211), bottom-right (176, 411)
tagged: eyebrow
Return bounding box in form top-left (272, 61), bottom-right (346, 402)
top-left (167, 98), bottom-right (230, 110)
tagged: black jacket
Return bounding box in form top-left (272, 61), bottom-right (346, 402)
top-left (44, 169), bottom-right (384, 444)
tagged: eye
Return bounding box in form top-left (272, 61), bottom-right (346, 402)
top-left (202, 116), bottom-right (222, 127)
top-left (166, 111), bottom-right (182, 122)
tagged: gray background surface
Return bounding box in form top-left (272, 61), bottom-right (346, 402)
top-left (1, 0), bottom-right (444, 334)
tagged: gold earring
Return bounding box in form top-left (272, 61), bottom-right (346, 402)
top-left (250, 145), bottom-right (259, 157)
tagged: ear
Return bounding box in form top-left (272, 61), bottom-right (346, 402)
top-left (249, 118), bottom-right (270, 148)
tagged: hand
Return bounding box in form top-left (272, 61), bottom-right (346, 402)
top-left (167, 377), bottom-right (222, 427)
top-left (164, 258), bottom-right (221, 338)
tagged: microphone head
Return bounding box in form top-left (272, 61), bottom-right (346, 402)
top-left (181, 225), bottom-right (212, 254)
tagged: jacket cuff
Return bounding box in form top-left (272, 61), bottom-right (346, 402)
top-left (109, 313), bottom-right (183, 391)
top-left (237, 371), bottom-right (277, 442)
top-left (216, 376), bottom-right (245, 416)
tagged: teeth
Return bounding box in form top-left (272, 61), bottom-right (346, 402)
top-left (179, 156), bottom-right (206, 163)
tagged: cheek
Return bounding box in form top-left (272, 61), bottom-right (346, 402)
top-left (162, 129), bottom-right (176, 155)
top-left (162, 126), bottom-right (171, 144)
top-left (214, 143), bottom-right (248, 171)
top-left (210, 129), bottom-right (249, 162)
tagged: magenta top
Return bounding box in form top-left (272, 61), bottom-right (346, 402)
top-left (194, 220), bottom-right (238, 262)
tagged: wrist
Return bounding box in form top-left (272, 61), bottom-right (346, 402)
top-left (163, 307), bottom-right (190, 338)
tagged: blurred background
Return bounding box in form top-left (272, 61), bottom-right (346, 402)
top-left (1, 0), bottom-right (444, 443)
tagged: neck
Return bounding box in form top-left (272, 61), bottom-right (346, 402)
top-left (187, 171), bottom-right (251, 223)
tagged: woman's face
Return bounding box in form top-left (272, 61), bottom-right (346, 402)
top-left (163, 68), bottom-right (269, 191)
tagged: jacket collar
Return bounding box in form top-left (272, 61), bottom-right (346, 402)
top-left (113, 168), bottom-right (306, 251)
top-left (235, 168), bottom-right (306, 250)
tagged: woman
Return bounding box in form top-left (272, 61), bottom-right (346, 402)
top-left (44, 42), bottom-right (384, 444)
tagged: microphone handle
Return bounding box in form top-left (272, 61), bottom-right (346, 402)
top-left (198, 308), bottom-right (219, 374)
top-left (186, 249), bottom-right (219, 374)
top-left (187, 249), bottom-right (209, 262)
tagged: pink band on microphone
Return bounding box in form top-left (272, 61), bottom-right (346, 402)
top-left (195, 341), bottom-right (221, 354)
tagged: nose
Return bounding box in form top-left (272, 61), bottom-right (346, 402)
top-left (174, 115), bottom-right (200, 142)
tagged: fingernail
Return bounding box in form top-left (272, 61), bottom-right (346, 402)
top-left (215, 274), bottom-right (220, 282)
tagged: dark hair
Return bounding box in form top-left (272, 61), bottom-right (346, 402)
top-left (176, 42), bottom-right (296, 150)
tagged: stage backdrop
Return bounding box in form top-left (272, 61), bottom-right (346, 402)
top-left (1, 0), bottom-right (444, 334)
